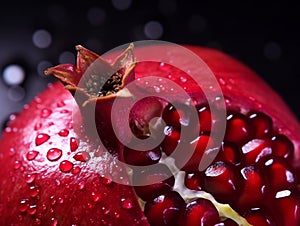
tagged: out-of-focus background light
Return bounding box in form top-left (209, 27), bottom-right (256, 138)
top-left (0, 1), bottom-right (300, 133)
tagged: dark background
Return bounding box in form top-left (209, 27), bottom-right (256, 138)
top-left (1, 1), bottom-right (299, 132)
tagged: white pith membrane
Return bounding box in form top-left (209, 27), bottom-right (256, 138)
top-left (134, 153), bottom-right (252, 226)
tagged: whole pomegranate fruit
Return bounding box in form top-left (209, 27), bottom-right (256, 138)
top-left (0, 42), bottom-right (299, 226)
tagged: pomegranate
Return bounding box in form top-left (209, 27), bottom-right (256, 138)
top-left (0, 42), bottom-right (299, 226)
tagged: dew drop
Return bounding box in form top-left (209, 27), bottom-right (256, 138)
top-left (91, 192), bottom-right (102, 202)
top-left (58, 129), bottom-right (69, 137)
top-left (73, 151), bottom-right (90, 162)
top-left (71, 166), bottom-right (81, 175)
top-left (78, 181), bottom-right (86, 190)
top-left (35, 133), bottom-right (50, 146)
top-left (59, 160), bottom-right (73, 173)
top-left (50, 217), bottom-right (58, 226)
top-left (102, 207), bottom-right (110, 215)
top-left (58, 197), bottom-right (64, 204)
top-left (180, 76), bottom-right (187, 83)
top-left (114, 211), bottom-right (120, 218)
top-left (100, 174), bottom-right (113, 185)
top-left (9, 148), bottom-right (16, 156)
top-left (26, 150), bottom-right (39, 161)
top-left (60, 109), bottom-right (69, 114)
top-left (34, 218), bottom-right (41, 225)
top-left (34, 123), bottom-right (42, 131)
top-left (28, 205), bottom-right (37, 215)
top-left (40, 108), bottom-right (52, 118)
top-left (19, 199), bottom-right (29, 212)
top-left (46, 148), bottom-right (62, 161)
top-left (56, 100), bottom-right (65, 107)
top-left (121, 198), bottom-right (134, 209)
top-left (25, 173), bottom-right (37, 183)
top-left (70, 137), bottom-right (79, 152)
top-left (14, 160), bottom-right (22, 169)
top-left (29, 186), bottom-right (40, 198)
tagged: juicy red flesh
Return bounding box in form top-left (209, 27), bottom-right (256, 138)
top-left (123, 101), bottom-right (300, 225)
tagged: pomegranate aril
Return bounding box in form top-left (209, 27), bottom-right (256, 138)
top-left (197, 105), bottom-right (212, 132)
top-left (144, 191), bottom-right (185, 226)
top-left (248, 112), bottom-right (273, 138)
top-left (215, 141), bottom-right (240, 165)
top-left (225, 113), bottom-right (250, 145)
top-left (271, 134), bottom-right (294, 160)
top-left (179, 198), bottom-right (220, 226)
top-left (162, 104), bottom-right (181, 128)
top-left (161, 126), bottom-right (180, 156)
top-left (123, 146), bottom-right (161, 166)
top-left (237, 166), bottom-right (266, 210)
top-left (185, 172), bottom-right (204, 191)
top-left (265, 158), bottom-right (297, 192)
top-left (221, 218), bottom-right (239, 226)
top-left (180, 135), bottom-right (214, 171)
top-left (243, 208), bottom-right (276, 226)
top-left (204, 161), bottom-right (239, 202)
top-left (241, 139), bottom-right (272, 165)
top-left (133, 163), bottom-right (175, 201)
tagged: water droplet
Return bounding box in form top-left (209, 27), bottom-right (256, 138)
top-left (218, 77), bottom-right (226, 85)
top-left (40, 108), bottom-right (52, 118)
top-left (78, 181), bottom-right (86, 190)
top-left (102, 207), bottom-right (110, 215)
top-left (29, 186), bottom-right (40, 198)
top-left (58, 197), bottom-right (64, 204)
top-left (14, 160), bottom-right (22, 169)
top-left (28, 205), bottom-right (37, 215)
top-left (160, 62), bottom-right (165, 67)
top-left (50, 217), bottom-right (58, 226)
top-left (100, 174), bottom-right (113, 185)
top-left (94, 148), bottom-right (103, 157)
top-left (35, 133), bottom-right (50, 146)
top-left (56, 100), bottom-right (65, 107)
top-left (59, 160), bottom-right (73, 173)
top-left (71, 166), bottom-right (81, 175)
top-left (9, 148), bottom-right (16, 156)
top-left (114, 211), bottom-right (120, 218)
top-left (26, 150), bottom-right (39, 161)
top-left (60, 109), bottom-right (69, 114)
top-left (70, 137), bottom-right (79, 152)
top-left (73, 151), bottom-right (90, 162)
top-left (58, 129), bottom-right (69, 137)
top-left (180, 76), bottom-right (187, 83)
top-left (25, 173), bottom-right (37, 183)
top-left (34, 218), bottom-right (41, 225)
top-left (121, 198), bottom-right (134, 209)
top-left (91, 192), bottom-right (102, 202)
top-left (47, 148), bottom-right (62, 161)
top-left (55, 179), bottom-right (61, 186)
top-left (34, 123), bottom-right (42, 131)
top-left (19, 199), bottom-right (29, 212)
top-left (50, 196), bottom-right (56, 206)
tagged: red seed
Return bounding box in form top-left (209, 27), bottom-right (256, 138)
top-left (144, 191), bottom-right (185, 226)
top-left (271, 134), bottom-right (294, 160)
top-left (123, 147), bottom-right (161, 166)
top-left (204, 161), bottom-right (239, 202)
top-left (197, 105), bottom-right (212, 132)
top-left (161, 126), bottom-right (180, 156)
top-left (179, 198), bottom-right (219, 226)
top-left (241, 139), bottom-right (272, 165)
top-left (215, 141), bottom-right (240, 165)
top-left (225, 113), bottom-right (250, 144)
top-left (185, 172), bottom-right (204, 191)
top-left (248, 112), bottom-right (273, 138)
top-left (244, 208), bottom-right (276, 226)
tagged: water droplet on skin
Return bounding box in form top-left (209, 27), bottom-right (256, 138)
top-left (40, 108), bottom-right (52, 118)
top-left (47, 148), bottom-right (62, 161)
top-left (50, 217), bottom-right (58, 226)
top-left (59, 160), bottom-right (73, 173)
top-left (219, 77), bottom-right (226, 85)
top-left (14, 160), bottom-right (22, 169)
top-left (29, 186), bottom-right (40, 198)
top-left (34, 218), bottom-right (41, 225)
top-left (19, 199), bottom-right (29, 212)
top-left (25, 173), bottom-right (37, 183)
top-left (114, 211), bottom-right (120, 218)
top-left (58, 197), bottom-right (64, 204)
top-left (73, 151), bottom-right (90, 162)
top-left (60, 109), bottom-right (69, 114)
top-left (55, 179), bottom-right (61, 186)
top-left (102, 207), bottom-right (110, 215)
top-left (100, 174), bottom-right (113, 185)
top-left (35, 133), bottom-right (50, 146)
top-left (26, 150), bottom-right (39, 161)
top-left (34, 123), bottom-right (42, 131)
top-left (50, 196), bottom-right (56, 206)
top-left (91, 192), bottom-right (102, 202)
top-left (71, 166), bottom-right (81, 175)
top-left (9, 148), bottom-right (16, 156)
top-left (78, 181), bottom-right (85, 190)
top-left (70, 137), bottom-right (79, 152)
top-left (28, 205), bottom-right (37, 215)
top-left (121, 198), bottom-right (134, 209)
top-left (56, 100), bottom-right (65, 107)
top-left (58, 129), bottom-right (69, 137)
top-left (180, 76), bottom-right (187, 83)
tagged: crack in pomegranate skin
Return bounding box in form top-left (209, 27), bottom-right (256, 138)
top-left (1, 43), bottom-right (299, 225)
